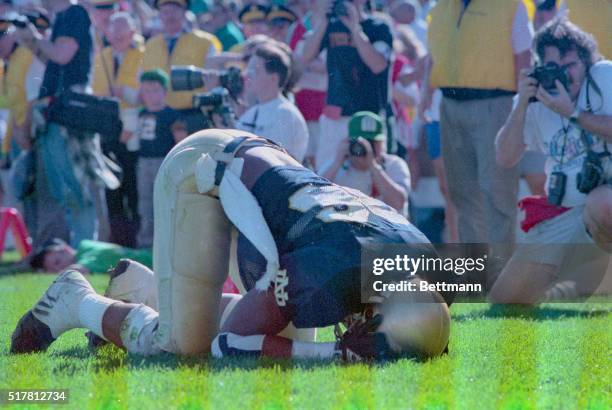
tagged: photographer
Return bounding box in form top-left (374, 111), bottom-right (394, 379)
top-left (321, 111), bottom-right (410, 214)
top-left (491, 19), bottom-right (612, 304)
top-left (236, 42), bottom-right (309, 162)
top-left (300, 0), bottom-right (392, 172)
top-left (15, 0), bottom-right (116, 248)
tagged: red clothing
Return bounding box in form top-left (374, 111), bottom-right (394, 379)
top-left (518, 196), bottom-right (571, 232)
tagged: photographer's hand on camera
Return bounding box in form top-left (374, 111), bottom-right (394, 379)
top-left (517, 68), bottom-right (538, 107)
top-left (535, 79), bottom-right (574, 118)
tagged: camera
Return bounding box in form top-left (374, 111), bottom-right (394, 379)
top-left (193, 87), bottom-right (230, 110)
top-left (328, 0), bottom-right (348, 18)
top-left (528, 62), bottom-right (569, 103)
top-left (171, 65), bottom-right (243, 99)
top-left (576, 150), bottom-right (605, 194)
top-left (349, 140), bottom-right (367, 157)
top-left (547, 171), bottom-right (567, 206)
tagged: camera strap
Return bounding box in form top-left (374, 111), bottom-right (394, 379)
top-left (580, 73), bottom-right (610, 157)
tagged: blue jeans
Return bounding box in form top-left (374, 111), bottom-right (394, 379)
top-left (39, 122), bottom-right (96, 246)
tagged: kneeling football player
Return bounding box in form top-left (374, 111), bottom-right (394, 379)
top-left (11, 129), bottom-right (453, 361)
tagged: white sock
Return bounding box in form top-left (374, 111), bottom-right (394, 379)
top-left (78, 294), bottom-right (117, 341)
top-left (291, 341), bottom-right (337, 359)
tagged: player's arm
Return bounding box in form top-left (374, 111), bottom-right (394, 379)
top-left (300, 0), bottom-right (330, 65)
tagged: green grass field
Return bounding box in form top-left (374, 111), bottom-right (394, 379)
top-left (1, 272), bottom-right (610, 410)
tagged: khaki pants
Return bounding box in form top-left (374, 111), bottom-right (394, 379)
top-left (440, 96), bottom-right (519, 280)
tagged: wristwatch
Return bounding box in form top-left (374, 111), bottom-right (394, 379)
top-left (569, 106), bottom-right (582, 125)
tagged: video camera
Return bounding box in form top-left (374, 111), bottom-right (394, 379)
top-left (171, 65), bottom-right (244, 100)
top-left (528, 62), bottom-right (569, 103)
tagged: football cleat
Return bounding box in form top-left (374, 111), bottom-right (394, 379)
top-left (11, 270), bottom-right (94, 354)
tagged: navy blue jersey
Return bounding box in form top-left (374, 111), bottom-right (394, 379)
top-left (238, 166), bottom-right (447, 328)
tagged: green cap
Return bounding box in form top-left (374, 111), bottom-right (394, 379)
top-left (348, 111), bottom-right (385, 141)
top-left (140, 69), bottom-right (170, 89)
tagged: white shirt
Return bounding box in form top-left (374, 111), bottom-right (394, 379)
top-left (237, 95), bottom-right (310, 162)
top-left (522, 60), bottom-right (612, 207)
top-left (332, 153), bottom-right (411, 213)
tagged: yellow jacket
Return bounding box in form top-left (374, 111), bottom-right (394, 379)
top-left (92, 45), bottom-right (144, 108)
top-left (428, 0), bottom-right (523, 91)
top-left (141, 30), bottom-right (222, 109)
top-left (0, 46), bottom-right (34, 153)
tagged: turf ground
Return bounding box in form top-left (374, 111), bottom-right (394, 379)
top-left (1, 272), bottom-right (610, 410)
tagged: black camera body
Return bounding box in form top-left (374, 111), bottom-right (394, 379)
top-left (576, 150), bottom-right (605, 194)
top-left (193, 87), bottom-right (230, 110)
top-left (528, 62), bottom-right (569, 103)
top-left (349, 140), bottom-right (367, 157)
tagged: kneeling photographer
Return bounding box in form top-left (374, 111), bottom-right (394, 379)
top-left (321, 111), bottom-right (410, 214)
top-left (491, 19), bottom-right (612, 304)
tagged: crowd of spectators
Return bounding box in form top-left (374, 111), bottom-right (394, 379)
top-left (0, 0), bottom-right (609, 297)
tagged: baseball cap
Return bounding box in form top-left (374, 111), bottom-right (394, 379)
top-left (239, 4), bottom-right (268, 24)
top-left (348, 111), bottom-right (386, 141)
top-left (267, 5), bottom-right (297, 25)
top-left (140, 68), bottom-right (170, 89)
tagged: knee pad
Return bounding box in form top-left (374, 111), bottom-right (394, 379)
top-left (153, 131), bottom-right (239, 355)
top-left (105, 259), bottom-right (158, 309)
top-left (120, 304), bottom-right (162, 356)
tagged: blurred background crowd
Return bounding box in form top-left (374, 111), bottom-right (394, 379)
top-left (0, 0), bottom-right (609, 285)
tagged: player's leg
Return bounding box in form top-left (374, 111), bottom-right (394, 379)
top-left (488, 259), bottom-right (558, 304)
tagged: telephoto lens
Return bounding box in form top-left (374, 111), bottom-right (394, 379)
top-left (171, 65), bottom-right (206, 91)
